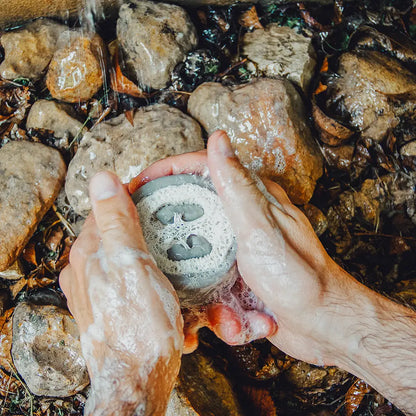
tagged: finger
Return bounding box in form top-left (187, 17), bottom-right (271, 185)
top-left (89, 171), bottom-right (148, 255)
top-left (207, 131), bottom-right (271, 238)
top-left (128, 150), bottom-right (208, 194)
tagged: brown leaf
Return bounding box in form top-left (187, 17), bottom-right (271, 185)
top-left (239, 6), bottom-right (263, 30)
top-left (54, 236), bottom-right (74, 272)
top-left (341, 378), bottom-right (372, 416)
top-left (298, 3), bottom-right (331, 32)
top-left (314, 81), bottom-right (327, 95)
top-left (124, 109), bottom-right (135, 127)
top-left (110, 43), bottom-right (149, 99)
top-left (0, 308), bottom-right (14, 372)
top-left (312, 101), bottom-right (354, 146)
top-left (22, 240), bottom-right (37, 267)
top-left (320, 57), bottom-right (329, 73)
top-left (10, 278), bottom-right (27, 299)
top-left (0, 368), bottom-right (21, 396)
top-left (242, 384), bottom-right (277, 416)
top-left (45, 227), bottom-right (64, 252)
top-left (27, 275), bottom-right (55, 290)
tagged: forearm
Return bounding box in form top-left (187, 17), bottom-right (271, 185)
top-left (332, 269), bottom-right (416, 415)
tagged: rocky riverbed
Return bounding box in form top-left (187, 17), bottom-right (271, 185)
top-left (0, 1), bottom-right (416, 415)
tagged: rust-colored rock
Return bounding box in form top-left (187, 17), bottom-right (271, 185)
top-left (0, 141), bottom-right (66, 271)
top-left (46, 30), bottom-right (105, 103)
top-left (12, 302), bottom-right (89, 397)
top-left (188, 78), bottom-right (323, 204)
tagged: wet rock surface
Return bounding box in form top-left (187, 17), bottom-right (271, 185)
top-left (26, 99), bottom-right (84, 141)
top-left (242, 24), bottom-right (317, 91)
top-left (166, 388), bottom-right (199, 416)
top-left (12, 302), bottom-right (89, 397)
top-left (117, 0), bottom-right (198, 90)
top-left (66, 104), bottom-right (204, 216)
top-left (0, 141), bottom-right (66, 271)
top-left (324, 50), bottom-right (416, 142)
top-left (178, 349), bottom-right (244, 416)
top-left (46, 30), bottom-right (105, 103)
top-left (0, 19), bottom-right (66, 81)
top-left (188, 78), bottom-right (323, 204)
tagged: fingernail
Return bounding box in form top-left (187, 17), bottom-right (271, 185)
top-left (215, 130), bottom-right (235, 158)
top-left (90, 171), bottom-right (119, 201)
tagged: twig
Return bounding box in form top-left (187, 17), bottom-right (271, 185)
top-left (354, 232), bottom-right (416, 240)
top-left (52, 205), bottom-right (76, 238)
top-left (7, 361), bottom-right (33, 416)
top-left (216, 58), bottom-right (248, 79)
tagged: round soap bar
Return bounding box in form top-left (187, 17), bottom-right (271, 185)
top-left (132, 174), bottom-right (237, 307)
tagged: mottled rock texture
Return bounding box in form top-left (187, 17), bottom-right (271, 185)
top-left (242, 24), bottom-right (317, 91)
top-left (117, 0), bottom-right (198, 89)
top-left (66, 104), bottom-right (204, 216)
top-left (46, 30), bottom-right (105, 103)
top-left (0, 19), bottom-right (66, 81)
top-left (188, 78), bottom-right (323, 204)
top-left (26, 99), bottom-right (84, 140)
top-left (12, 302), bottom-right (89, 397)
top-left (0, 141), bottom-right (66, 271)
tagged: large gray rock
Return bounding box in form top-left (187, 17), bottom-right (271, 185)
top-left (26, 99), bottom-right (85, 141)
top-left (12, 302), bottom-right (89, 397)
top-left (188, 78), bottom-right (323, 205)
top-left (117, 0), bottom-right (198, 90)
top-left (66, 104), bottom-right (205, 216)
top-left (0, 19), bottom-right (66, 81)
top-left (0, 141), bottom-right (66, 271)
top-left (242, 24), bottom-right (317, 92)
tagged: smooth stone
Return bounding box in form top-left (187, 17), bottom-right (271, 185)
top-left (0, 141), bottom-right (66, 271)
top-left (12, 302), bottom-right (89, 397)
top-left (117, 0), bottom-right (198, 89)
top-left (46, 30), bottom-right (105, 103)
top-left (66, 104), bottom-right (204, 216)
top-left (26, 99), bottom-right (85, 141)
top-left (0, 19), bottom-right (66, 81)
top-left (188, 78), bottom-right (323, 205)
top-left (242, 24), bottom-right (317, 92)
top-left (0, 260), bottom-right (25, 281)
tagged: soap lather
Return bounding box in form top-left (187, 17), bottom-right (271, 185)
top-left (132, 174), bottom-right (237, 307)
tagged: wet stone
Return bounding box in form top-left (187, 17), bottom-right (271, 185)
top-left (166, 388), bottom-right (199, 416)
top-left (0, 260), bottom-right (25, 281)
top-left (188, 78), bottom-right (323, 204)
top-left (12, 302), bottom-right (89, 397)
top-left (117, 0), bottom-right (198, 90)
top-left (26, 99), bottom-right (85, 142)
top-left (178, 349), bottom-right (244, 416)
top-left (242, 24), bottom-right (317, 92)
top-left (0, 141), bottom-right (66, 271)
top-left (301, 204), bottom-right (328, 237)
top-left (46, 30), bottom-right (105, 103)
top-left (66, 104), bottom-right (204, 216)
top-left (0, 19), bottom-right (66, 81)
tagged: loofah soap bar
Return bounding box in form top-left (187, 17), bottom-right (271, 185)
top-left (132, 174), bottom-right (237, 307)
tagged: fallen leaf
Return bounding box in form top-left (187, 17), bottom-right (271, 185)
top-left (312, 101), bottom-right (354, 146)
top-left (0, 368), bottom-right (21, 396)
top-left (21, 241), bottom-right (37, 268)
top-left (314, 81), bottom-right (327, 95)
top-left (320, 57), bottom-right (329, 73)
top-left (339, 378), bottom-right (372, 416)
top-left (26, 275), bottom-right (55, 290)
top-left (242, 384), bottom-right (277, 416)
top-left (45, 227), bottom-right (64, 252)
top-left (10, 278), bottom-right (27, 299)
top-left (298, 3), bottom-right (331, 32)
top-left (239, 6), bottom-right (263, 30)
top-left (110, 43), bottom-right (149, 99)
top-left (0, 308), bottom-right (14, 372)
top-left (124, 109), bottom-right (135, 127)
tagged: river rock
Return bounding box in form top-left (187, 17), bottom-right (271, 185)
top-left (66, 104), bottom-right (204, 216)
top-left (46, 30), bottom-right (105, 103)
top-left (0, 19), bottom-right (66, 81)
top-left (188, 78), bottom-right (323, 204)
top-left (12, 302), bottom-right (89, 397)
top-left (242, 24), bottom-right (317, 92)
top-left (26, 99), bottom-right (84, 142)
top-left (325, 51), bottom-right (416, 142)
top-left (0, 141), bottom-right (66, 271)
top-left (0, 260), bottom-right (25, 281)
top-left (178, 349), bottom-right (244, 415)
top-left (166, 388), bottom-right (199, 416)
top-left (117, 0), bottom-right (198, 90)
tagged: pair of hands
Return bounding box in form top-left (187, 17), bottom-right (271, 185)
top-left (59, 131), bottom-right (375, 414)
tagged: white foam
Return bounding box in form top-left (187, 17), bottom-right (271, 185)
top-left (137, 183), bottom-right (236, 289)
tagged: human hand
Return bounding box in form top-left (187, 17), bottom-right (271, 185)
top-left (131, 131), bottom-right (365, 366)
top-left (59, 171), bottom-right (183, 416)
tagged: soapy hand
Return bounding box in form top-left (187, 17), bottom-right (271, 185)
top-left (131, 130), bottom-right (363, 365)
top-left (59, 171), bottom-right (183, 416)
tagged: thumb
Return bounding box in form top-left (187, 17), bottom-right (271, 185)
top-left (89, 171), bottom-right (148, 255)
top-left (207, 130), bottom-right (270, 237)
